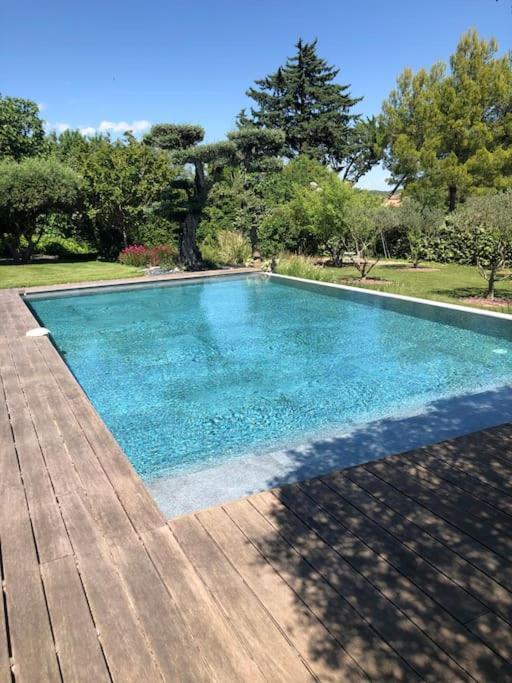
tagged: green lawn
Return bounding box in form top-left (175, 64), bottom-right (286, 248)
top-left (0, 260), bottom-right (141, 289)
top-left (322, 261), bottom-right (512, 312)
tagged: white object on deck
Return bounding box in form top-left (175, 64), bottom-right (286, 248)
top-left (26, 327), bottom-right (50, 337)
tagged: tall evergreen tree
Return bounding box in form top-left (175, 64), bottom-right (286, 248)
top-left (240, 39), bottom-right (362, 173)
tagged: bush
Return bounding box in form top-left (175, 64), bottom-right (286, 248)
top-left (275, 255), bottom-right (330, 282)
top-left (35, 235), bottom-right (94, 258)
top-left (118, 243), bottom-right (178, 268)
top-left (200, 230), bottom-right (251, 266)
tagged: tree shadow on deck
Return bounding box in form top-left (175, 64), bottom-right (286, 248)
top-left (232, 394), bottom-right (512, 680)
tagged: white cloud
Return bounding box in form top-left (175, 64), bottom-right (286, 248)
top-left (37, 102), bottom-right (47, 112)
top-left (79, 126), bottom-right (96, 136)
top-left (43, 119), bottom-right (151, 138)
top-left (98, 119), bottom-right (151, 134)
top-left (44, 121), bottom-right (70, 133)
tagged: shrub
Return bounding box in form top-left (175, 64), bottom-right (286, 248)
top-left (118, 243), bottom-right (179, 268)
top-left (275, 255), bottom-right (330, 282)
top-left (118, 245), bottom-right (148, 267)
top-left (200, 230), bottom-right (251, 266)
top-left (35, 235), bottom-right (94, 258)
top-left (147, 244), bottom-right (178, 268)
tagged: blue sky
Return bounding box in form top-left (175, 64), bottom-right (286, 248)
top-left (1, 0), bottom-right (510, 189)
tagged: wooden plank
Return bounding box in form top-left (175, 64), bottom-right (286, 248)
top-left (392, 457), bottom-right (512, 541)
top-left (407, 447), bottom-right (512, 516)
top-left (246, 491), bottom-right (471, 681)
top-left (27, 339), bottom-right (138, 547)
top-left (0, 351), bottom-right (20, 490)
top-left (425, 437), bottom-right (512, 500)
top-left (0, 484), bottom-right (60, 682)
top-left (283, 482), bottom-right (509, 682)
top-left (58, 490), bottom-right (162, 682)
top-left (295, 478), bottom-right (485, 624)
top-left (1, 342), bottom-right (72, 564)
top-left (343, 466), bottom-right (512, 595)
top-left (110, 538), bottom-right (214, 682)
top-left (13, 340), bottom-right (81, 497)
top-left (197, 505), bottom-right (369, 682)
top-left (170, 514), bottom-right (315, 683)
top-left (38, 337), bottom-right (165, 536)
top-left (465, 612), bottom-right (512, 664)
top-left (0, 545), bottom-right (12, 683)
top-left (330, 466), bottom-right (512, 625)
top-left (41, 555), bottom-right (110, 683)
top-left (365, 457), bottom-right (512, 560)
top-left (142, 525), bottom-right (268, 683)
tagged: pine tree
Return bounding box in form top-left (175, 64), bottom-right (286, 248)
top-left (241, 39), bottom-right (361, 172)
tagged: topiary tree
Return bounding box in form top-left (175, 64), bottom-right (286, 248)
top-left (452, 191), bottom-right (512, 299)
top-left (227, 126), bottom-right (284, 260)
top-left (144, 124), bottom-right (236, 269)
top-left (0, 157), bottom-right (82, 262)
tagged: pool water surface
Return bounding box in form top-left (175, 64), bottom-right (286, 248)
top-left (28, 274), bottom-right (512, 484)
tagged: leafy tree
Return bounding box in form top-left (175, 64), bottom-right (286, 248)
top-left (259, 156), bottom-right (333, 255)
top-left (260, 181), bottom-right (323, 256)
top-left (312, 174), bottom-right (354, 265)
top-left (0, 157), bottom-right (82, 262)
top-left (0, 95), bottom-right (46, 160)
top-left (241, 39), bottom-right (362, 173)
top-left (380, 30), bottom-right (512, 210)
top-left (451, 191), bottom-right (512, 299)
top-left (342, 117), bottom-right (384, 183)
top-left (68, 132), bottom-right (175, 259)
top-left (396, 198), bottom-right (444, 267)
top-left (144, 124), bottom-right (236, 269)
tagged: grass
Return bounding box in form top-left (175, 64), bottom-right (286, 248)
top-left (0, 260), bottom-right (141, 289)
top-left (276, 256), bottom-right (512, 313)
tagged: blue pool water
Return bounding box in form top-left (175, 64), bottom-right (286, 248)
top-left (28, 274), bottom-right (512, 482)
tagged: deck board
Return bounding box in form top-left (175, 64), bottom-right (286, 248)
top-left (1, 285), bottom-right (512, 681)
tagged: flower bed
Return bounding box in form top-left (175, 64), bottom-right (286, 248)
top-left (119, 244), bottom-right (178, 269)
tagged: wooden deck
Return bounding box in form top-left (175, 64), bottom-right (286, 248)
top-left (1, 284), bottom-right (512, 681)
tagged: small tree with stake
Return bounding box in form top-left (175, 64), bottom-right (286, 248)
top-left (397, 198), bottom-right (443, 268)
top-left (144, 124), bottom-right (236, 270)
top-left (341, 194), bottom-right (382, 280)
top-left (452, 191), bottom-right (512, 300)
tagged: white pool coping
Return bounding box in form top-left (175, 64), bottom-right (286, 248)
top-left (268, 272), bottom-right (512, 321)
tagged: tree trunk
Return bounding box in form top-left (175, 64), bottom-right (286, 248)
top-left (249, 225), bottom-right (261, 262)
top-left (448, 185), bottom-right (457, 212)
top-left (179, 214), bottom-right (203, 271)
top-left (485, 269), bottom-right (496, 300)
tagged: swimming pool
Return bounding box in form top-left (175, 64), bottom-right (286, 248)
top-left (28, 273), bottom-right (512, 512)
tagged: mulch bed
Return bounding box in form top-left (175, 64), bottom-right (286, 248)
top-left (343, 278), bottom-right (392, 286)
top-left (462, 296), bottom-right (512, 309)
top-left (400, 266), bottom-right (440, 272)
